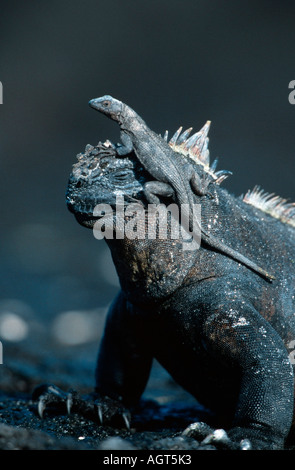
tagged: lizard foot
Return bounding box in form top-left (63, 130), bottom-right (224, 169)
top-left (182, 422), bottom-right (252, 450)
top-left (32, 383), bottom-right (132, 429)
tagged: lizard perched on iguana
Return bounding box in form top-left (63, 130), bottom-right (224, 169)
top-left (34, 99), bottom-right (295, 450)
top-left (88, 95), bottom-right (274, 281)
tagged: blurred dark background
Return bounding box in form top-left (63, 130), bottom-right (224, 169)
top-left (0, 0), bottom-right (294, 392)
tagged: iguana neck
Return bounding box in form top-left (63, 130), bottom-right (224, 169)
top-left (100, 187), bottom-right (237, 303)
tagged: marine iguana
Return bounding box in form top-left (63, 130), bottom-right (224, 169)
top-left (35, 101), bottom-right (295, 450)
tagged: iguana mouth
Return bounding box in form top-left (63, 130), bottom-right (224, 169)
top-left (66, 192), bottom-right (99, 228)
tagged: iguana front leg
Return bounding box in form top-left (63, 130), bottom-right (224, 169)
top-left (34, 292), bottom-right (153, 429)
top-left (95, 291), bottom-right (153, 410)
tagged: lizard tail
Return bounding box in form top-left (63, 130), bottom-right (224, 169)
top-left (201, 231), bottom-right (275, 282)
top-left (181, 190), bottom-right (274, 281)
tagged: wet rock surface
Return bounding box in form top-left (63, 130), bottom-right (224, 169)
top-left (1, 329), bottom-right (295, 451)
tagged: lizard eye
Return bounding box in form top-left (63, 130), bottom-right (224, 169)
top-left (102, 100), bottom-right (111, 108)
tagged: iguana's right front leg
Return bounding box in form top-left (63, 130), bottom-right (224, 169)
top-left (95, 291), bottom-right (153, 414)
top-left (33, 292), bottom-right (153, 429)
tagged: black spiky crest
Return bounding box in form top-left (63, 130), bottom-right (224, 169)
top-left (243, 186), bottom-right (295, 228)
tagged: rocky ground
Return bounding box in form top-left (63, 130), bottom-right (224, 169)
top-left (1, 343), bottom-right (294, 453)
top-left (0, 338), bottom-right (220, 451)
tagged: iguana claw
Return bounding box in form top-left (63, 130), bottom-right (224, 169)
top-left (93, 395), bottom-right (132, 429)
top-left (97, 404), bottom-right (103, 424)
top-left (33, 383), bottom-right (70, 418)
top-left (38, 397), bottom-right (46, 418)
top-left (32, 383), bottom-right (132, 429)
top-left (66, 393), bottom-right (73, 414)
top-left (122, 411), bottom-right (131, 430)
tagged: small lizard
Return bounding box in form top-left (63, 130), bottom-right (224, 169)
top-left (89, 95), bottom-right (274, 281)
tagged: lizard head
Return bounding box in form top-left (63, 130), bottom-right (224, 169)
top-left (89, 95), bottom-right (123, 122)
top-left (66, 141), bottom-right (146, 228)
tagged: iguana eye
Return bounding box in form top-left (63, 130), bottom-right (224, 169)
top-left (108, 169), bottom-right (133, 186)
top-left (113, 170), bottom-right (132, 180)
top-left (102, 101), bottom-right (111, 108)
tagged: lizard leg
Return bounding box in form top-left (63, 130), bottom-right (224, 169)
top-left (116, 132), bottom-right (134, 156)
top-left (188, 167), bottom-right (211, 197)
top-left (143, 181), bottom-right (175, 205)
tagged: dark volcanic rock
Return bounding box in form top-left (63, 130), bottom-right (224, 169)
top-left (0, 341), bottom-right (216, 450)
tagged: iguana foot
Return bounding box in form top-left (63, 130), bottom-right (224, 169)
top-left (32, 383), bottom-right (131, 429)
top-left (182, 422), bottom-right (252, 450)
top-left (32, 383), bottom-right (77, 418)
top-left (227, 426), bottom-right (284, 450)
top-left (182, 422), bottom-right (285, 450)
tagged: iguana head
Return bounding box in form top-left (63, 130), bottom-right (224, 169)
top-left (66, 141), bottom-right (146, 228)
top-left (66, 140), bottom-right (203, 301)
